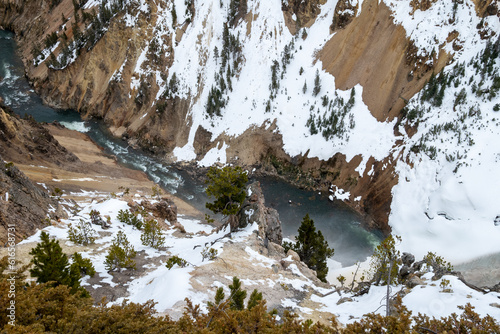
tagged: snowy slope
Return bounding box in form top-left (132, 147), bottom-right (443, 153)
top-left (386, 1), bottom-right (500, 263)
top-left (20, 194), bottom-right (500, 325)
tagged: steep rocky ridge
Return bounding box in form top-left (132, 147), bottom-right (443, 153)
top-left (0, 156), bottom-right (62, 244)
top-left (0, 106), bottom-right (67, 243)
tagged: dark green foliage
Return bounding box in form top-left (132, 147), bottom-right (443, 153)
top-left (302, 81), bottom-right (307, 93)
top-left (283, 214), bottom-right (334, 282)
top-left (140, 219), bottom-right (165, 249)
top-left (313, 69), bottom-right (321, 96)
top-left (454, 87), bottom-right (467, 108)
top-left (228, 0), bottom-right (241, 25)
top-left (247, 289), bottom-right (262, 310)
top-left (117, 209), bottom-right (143, 229)
top-left (201, 247), bottom-right (218, 261)
top-left (166, 255), bottom-right (188, 269)
top-left (206, 85), bottom-right (225, 117)
top-left (214, 287), bottom-right (225, 305)
top-left (228, 276), bottom-right (247, 310)
top-left (44, 32), bottom-right (59, 49)
top-left (281, 40), bottom-right (294, 72)
top-left (307, 91), bottom-right (356, 140)
top-left (421, 71), bottom-right (447, 107)
top-left (31, 44), bottom-right (42, 62)
top-left (135, 79), bottom-right (151, 106)
top-left (71, 252), bottom-right (95, 277)
top-left (104, 231), bottom-right (136, 271)
top-left (171, 3), bottom-right (177, 26)
top-left (270, 60), bottom-right (280, 99)
top-left (185, 0), bottom-right (194, 23)
top-left (49, 0), bottom-right (62, 9)
top-left (29, 231), bottom-right (88, 296)
top-left (169, 72), bottom-right (179, 95)
top-left (206, 18), bottom-right (243, 119)
top-left (205, 166), bottom-right (248, 217)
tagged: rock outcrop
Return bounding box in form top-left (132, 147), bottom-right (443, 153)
top-left (0, 157), bottom-right (64, 244)
top-left (239, 181), bottom-right (283, 245)
top-left (330, 0), bottom-right (359, 32)
top-left (133, 197), bottom-right (178, 224)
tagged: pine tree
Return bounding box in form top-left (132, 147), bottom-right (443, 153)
top-left (228, 276), bottom-right (247, 310)
top-left (369, 235), bottom-right (401, 285)
top-left (313, 69), bottom-right (321, 96)
top-left (283, 214), bottom-right (334, 282)
top-left (302, 80), bottom-right (307, 94)
top-left (30, 231), bottom-right (72, 286)
top-left (68, 219), bottom-right (97, 246)
top-left (140, 219), bottom-right (165, 249)
top-left (104, 231), bottom-right (136, 271)
top-left (205, 166), bottom-right (248, 230)
top-left (30, 231), bottom-right (88, 296)
top-left (71, 252), bottom-right (96, 277)
top-left (247, 289), bottom-right (263, 310)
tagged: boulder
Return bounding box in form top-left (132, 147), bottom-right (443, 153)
top-left (406, 275), bottom-right (425, 288)
top-left (399, 264), bottom-right (413, 280)
top-left (138, 197), bottom-right (178, 224)
top-left (401, 252), bottom-right (415, 266)
top-left (152, 197), bottom-right (178, 224)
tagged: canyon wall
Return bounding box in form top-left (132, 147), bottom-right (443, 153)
top-left (1, 0), bottom-right (496, 234)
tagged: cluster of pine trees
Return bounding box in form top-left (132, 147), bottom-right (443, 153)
top-left (306, 88), bottom-right (356, 140)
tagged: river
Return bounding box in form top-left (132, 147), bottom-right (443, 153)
top-left (0, 29), bottom-right (381, 266)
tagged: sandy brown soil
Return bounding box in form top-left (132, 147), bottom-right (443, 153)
top-left (15, 123), bottom-right (204, 218)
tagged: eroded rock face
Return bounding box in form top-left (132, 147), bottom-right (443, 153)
top-left (0, 157), bottom-right (64, 244)
top-left (239, 181), bottom-right (283, 245)
top-left (331, 0), bottom-right (359, 32)
top-left (319, 0), bottom-right (450, 122)
top-left (281, 0), bottom-right (326, 29)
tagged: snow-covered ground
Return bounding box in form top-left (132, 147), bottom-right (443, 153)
top-left (19, 194), bottom-right (500, 325)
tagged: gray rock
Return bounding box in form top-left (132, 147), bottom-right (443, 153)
top-left (401, 252), bottom-right (415, 266)
top-left (412, 260), bottom-right (425, 272)
top-left (238, 181), bottom-right (283, 244)
top-left (406, 275), bottom-right (425, 288)
top-left (399, 264), bottom-right (413, 279)
top-left (0, 158), bottom-right (65, 244)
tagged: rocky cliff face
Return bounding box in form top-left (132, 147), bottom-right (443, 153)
top-left (0, 0), bottom-right (498, 236)
top-left (239, 181), bottom-right (283, 245)
top-left (0, 157), bottom-right (63, 244)
top-left (0, 106), bottom-right (73, 243)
